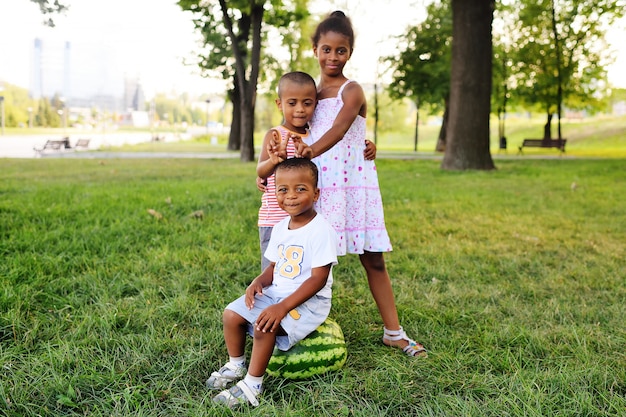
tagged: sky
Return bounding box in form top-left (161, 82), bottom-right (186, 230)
top-left (1, 0), bottom-right (625, 101)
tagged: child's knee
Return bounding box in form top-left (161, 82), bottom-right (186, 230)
top-left (252, 327), bottom-right (276, 343)
top-left (360, 251), bottom-right (386, 272)
top-left (223, 309), bottom-right (243, 326)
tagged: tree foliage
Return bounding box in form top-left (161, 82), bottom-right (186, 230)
top-left (387, 1), bottom-right (451, 108)
top-left (386, 1), bottom-right (452, 152)
top-left (29, 0), bottom-right (68, 27)
top-left (386, 0), bottom-right (624, 168)
top-left (177, 0), bottom-right (310, 161)
top-left (507, 0), bottom-right (624, 137)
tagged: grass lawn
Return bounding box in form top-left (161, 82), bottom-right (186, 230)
top-left (0, 157), bottom-right (624, 416)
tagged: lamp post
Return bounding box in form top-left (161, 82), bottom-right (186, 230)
top-left (58, 97), bottom-right (67, 135)
top-left (57, 109), bottom-right (64, 132)
top-left (205, 99), bottom-right (211, 137)
top-left (0, 96), bottom-right (4, 136)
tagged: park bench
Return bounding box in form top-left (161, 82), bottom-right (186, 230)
top-left (517, 138), bottom-right (567, 155)
top-left (74, 138), bottom-right (90, 150)
top-left (33, 138), bottom-right (71, 156)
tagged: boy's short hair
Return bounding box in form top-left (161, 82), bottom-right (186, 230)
top-left (277, 71), bottom-right (316, 98)
top-left (275, 157), bottom-right (319, 187)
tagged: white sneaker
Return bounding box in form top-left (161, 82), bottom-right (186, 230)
top-left (206, 362), bottom-right (247, 390)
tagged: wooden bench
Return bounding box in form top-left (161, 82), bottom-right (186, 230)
top-left (33, 139), bottom-right (71, 156)
top-left (74, 138), bottom-right (90, 150)
top-left (517, 138), bottom-right (567, 155)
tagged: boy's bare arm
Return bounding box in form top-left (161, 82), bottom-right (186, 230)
top-left (253, 264), bottom-right (331, 333)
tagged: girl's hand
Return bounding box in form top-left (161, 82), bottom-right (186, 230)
top-left (364, 139), bottom-right (377, 160)
top-left (256, 176), bottom-right (267, 192)
top-left (291, 134), bottom-right (313, 159)
top-left (255, 304), bottom-right (288, 333)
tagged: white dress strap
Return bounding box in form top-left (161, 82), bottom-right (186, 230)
top-left (337, 80), bottom-right (355, 98)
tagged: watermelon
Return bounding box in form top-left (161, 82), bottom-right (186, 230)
top-left (267, 317), bottom-right (347, 380)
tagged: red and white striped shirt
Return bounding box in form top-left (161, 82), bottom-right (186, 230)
top-left (258, 126), bottom-right (310, 227)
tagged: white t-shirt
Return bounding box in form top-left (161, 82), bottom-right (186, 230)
top-left (264, 213), bottom-right (338, 299)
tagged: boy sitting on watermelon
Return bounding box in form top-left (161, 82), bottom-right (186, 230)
top-left (208, 157), bottom-right (338, 408)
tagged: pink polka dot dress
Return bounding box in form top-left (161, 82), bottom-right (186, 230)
top-left (309, 80), bottom-right (392, 256)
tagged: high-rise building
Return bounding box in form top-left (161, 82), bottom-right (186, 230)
top-left (31, 38), bottom-right (43, 99)
top-left (124, 75), bottom-right (145, 111)
top-left (63, 41), bottom-right (71, 100)
top-left (30, 38), bottom-right (70, 101)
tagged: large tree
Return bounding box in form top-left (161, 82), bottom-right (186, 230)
top-left (510, 0), bottom-right (624, 141)
top-left (386, 0), bottom-right (452, 152)
top-left (441, 0), bottom-right (495, 170)
top-left (179, 0), bottom-right (263, 161)
top-left (178, 0), bottom-right (310, 162)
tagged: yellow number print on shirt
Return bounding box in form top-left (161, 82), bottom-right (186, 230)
top-left (276, 244), bottom-right (304, 279)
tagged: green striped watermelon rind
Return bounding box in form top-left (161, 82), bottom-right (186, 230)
top-left (267, 318), bottom-right (347, 379)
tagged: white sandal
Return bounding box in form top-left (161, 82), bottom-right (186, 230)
top-left (213, 380), bottom-right (260, 408)
top-left (206, 363), bottom-right (247, 390)
top-left (383, 326), bottom-right (427, 358)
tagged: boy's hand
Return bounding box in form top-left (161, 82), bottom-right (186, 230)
top-left (245, 279), bottom-right (265, 310)
top-left (364, 139), bottom-right (377, 160)
top-left (268, 129), bottom-right (288, 164)
top-left (256, 176), bottom-right (267, 192)
top-left (255, 304), bottom-right (288, 333)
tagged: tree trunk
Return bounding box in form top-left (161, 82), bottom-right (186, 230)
top-left (237, 3), bottom-right (263, 162)
top-left (441, 0), bottom-right (495, 170)
top-left (239, 96), bottom-right (255, 162)
top-left (413, 97), bottom-right (419, 152)
top-left (543, 112), bottom-right (553, 142)
top-left (435, 97), bottom-right (449, 152)
top-left (227, 87), bottom-right (241, 151)
top-left (219, 0), bottom-right (261, 162)
top-left (551, 0), bottom-right (563, 144)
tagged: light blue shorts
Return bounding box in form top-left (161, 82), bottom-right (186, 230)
top-left (226, 286), bottom-right (331, 351)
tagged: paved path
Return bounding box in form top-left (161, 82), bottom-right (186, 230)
top-left (1, 133), bottom-right (572, 160)
top-left (40, 151), bottom-right (239, 159)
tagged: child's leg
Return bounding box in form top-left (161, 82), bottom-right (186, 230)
top-left (223, 309), bottom-right (248, 357)
top-left (247, 326), bottom-right (278, 378)
top-left (359, 251), bottom-right (427, 357)
top-left (359, 251), bottom-right (401, 330)
top-left (213, 325), bottom-right (277, 408)
top-left (206, 309), bottom-right (249, 390)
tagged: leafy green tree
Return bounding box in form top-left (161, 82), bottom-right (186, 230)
top-left (0, 84), bottom-right (34, 127)
top-left (386, 0), bottom-right (452, 152)
top-left (509, 0), bottom-right (624, 140)
top-left (153, 93), bottom-right (196, 126)
top-left (178, 0), bottom-right (310, 162)
top-left (35, 97), bottom-right (60, 128)
top-left (492, 2), bottom-right (519, 147)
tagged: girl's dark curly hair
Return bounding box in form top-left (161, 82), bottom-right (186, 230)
top-left (311, 10), bottom-right (355, 52)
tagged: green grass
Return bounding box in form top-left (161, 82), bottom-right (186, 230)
top-left (1, 157), bottom-right (625, 416)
